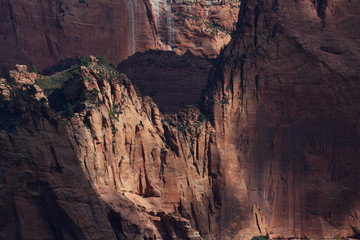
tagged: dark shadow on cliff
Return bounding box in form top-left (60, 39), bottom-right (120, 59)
top-left (199, 0), bottom-right (360, 238)
top-left (117, 50), bottom-right (212, 113)
top-left (0, 91), bottom-right (115, 239)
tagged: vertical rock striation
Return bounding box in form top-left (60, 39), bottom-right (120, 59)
top-left (0, 58), bottom-right (222, 239)
top-left (202, 0), bottom-right (360, 238)
top-left (0, 66), bottom-right (116, 239)
top-left (1, 1), bottom-right (360, 239)
top-left (0, 0), bottom-right (240, 76)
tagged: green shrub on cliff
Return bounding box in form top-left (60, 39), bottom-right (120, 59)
top-left (63, 102), bottom-right (74, 118)
top-left (29, 65), bottom-right (38, 73)
top-left (79, 56), bottom-right (91, 67)
top-left (35, 68), bottom-right (80, 96)
top-left (96, 56), bottom-right (106, 65)
top-left (198, 112), bottom-right (207, 122)
top-left (251, 233), bottom-right (270, 240)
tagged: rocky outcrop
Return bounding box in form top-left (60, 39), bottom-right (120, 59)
top-left (117, 50), bottom-right (212, 113)
top-left (169, 0), bottom-right (240, 57)
top-left (1, 0), bottom-right (360, 239)
top-left (0, 78), bottom-right (115, 239)
top-left (0, 57), bottom-right (221, 239)
top-left (202, 0), bottom-right (360, 239)
top-left (66, 59), bottom-right (220, 239)
top-left (0, 0), bottom-right (240, 76)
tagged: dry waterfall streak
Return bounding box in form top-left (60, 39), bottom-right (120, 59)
top-left (205, 1), bottom-right (211, 17)
top-left (152, 0), bottom-right (160, 24)
top-left (126, 0), bottom-right (136, 55)
top-left (166, 4), bottom-right (175, 51)
top-left (152, 0), bottom-right (163, 49)
top-left (152, 0), bottom-right (160, 20)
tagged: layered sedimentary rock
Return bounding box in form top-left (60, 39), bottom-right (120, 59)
top-left (202, 0), bottom-right (360, 238)
top-left (0, 0), bottom-right (240, 76)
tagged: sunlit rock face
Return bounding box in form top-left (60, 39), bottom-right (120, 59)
top-left (1, 0), bottom-right (360, 239)
top-left (0, 0), bottom-right (240, 76)
top-left (202, 0), bottom-right (360, 239)
top-left (153, 0), bottom-right (240, 56)
top-left (0, 58), bottom-right (221, 239)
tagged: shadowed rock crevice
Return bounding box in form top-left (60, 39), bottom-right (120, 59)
top-left (1, 0), bottom-right (360, 239)
top-left (316, 0), bottom-right (327, 23)
top-left (117, 50), bottom-right (212, 113)
top-left (0, 85), bottom-right (116, 239)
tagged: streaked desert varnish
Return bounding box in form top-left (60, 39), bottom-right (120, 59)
top-left (0, 0), bottom-right (240, 75)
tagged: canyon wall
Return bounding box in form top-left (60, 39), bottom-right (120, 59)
top-left (1, 0), bottom-right (360, 239)
top-left (0, 59), bottom-right (222, 239)
top-left (202, 0), bottom-right (360, 238)
top-left (0, 67), bottom-right (116, 239)
top-left (0, 0), bottom-right (240, 76)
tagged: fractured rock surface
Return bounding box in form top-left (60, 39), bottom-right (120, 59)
top-left (0, 58), bottom-right (219, 239)
top-left (1, 0), bottom-right (360, 239)
top-left (201, 0), bottom-right (360, 238)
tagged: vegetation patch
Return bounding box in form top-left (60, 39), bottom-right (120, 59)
top-left (79, 56), bottom-right (91, 67)
top-left (198, 112), bottom-right (207, 122)
top-left (29, 65), bottom-right (38, 73)
top-left (109, 104), bottom-right (123, 122)
top-left (34, 56), bottom-right (122, 119)
top-left (175, 12), bottom-right (201, 21)
top-left (35, 68), bottom-right (79, 96)
top-left (96, 56), bottom-right (106, 65)
top-left (6, 76), bottom-right (16, 86)
top-left (37, 67), bottom-right (84, 118)
top-left (251, 234), bottom-right (270, 240)
top-left (176, 123), bottom-right (186, 132)
top-left (175, 11), bottom-right (228, 36)
top-left (89, 88), bottom-right (100, 103)
top-left (109, 110), bottom-right (118, 121)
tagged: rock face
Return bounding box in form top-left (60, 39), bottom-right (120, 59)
top-left (0, 0), bottom-right (240, 76)
top-left (0, 57), bottom-right (221, 239)
top-left (1, 0), bottom-right (360, 239)
top-left (117, 50), bottom-right (212, 113)
top-left (0, 77), bottom-right (116, 239)
top-left (201, 0), bottom-right (360, 238)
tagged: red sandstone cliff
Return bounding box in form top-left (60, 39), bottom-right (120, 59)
top-left (202, 0), bottom-right (360, 238)
top-left (1, 0), bottom-right (360, 239)
top-left (0, 59), bottom-right (221, 239)
top-left (0, 0), bottom-right (239, 76)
